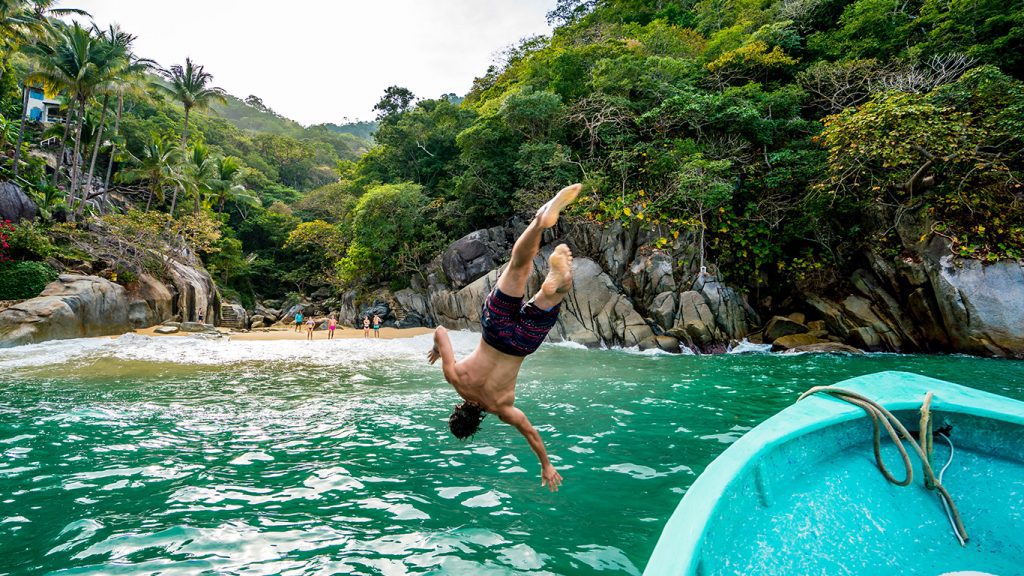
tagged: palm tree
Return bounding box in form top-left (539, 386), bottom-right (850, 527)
top-left (81, 25), bottom-right (156, 213)
top-left (103, 53), bottom-right (156, 191)
top-left (0, 0), bottom-right (87, 83)
top-left (205, 156), bottom-right (259, 216)
top-left (159, 58), bottom-right (226, 149)
top-left (116, 133), bottom-right (182, 212)
top-left (27, 21), bottom-right (123, 213)
top-left (182, 140), bottom-right (215, 215)
top-left (6, 1), bottom-right (87, 179)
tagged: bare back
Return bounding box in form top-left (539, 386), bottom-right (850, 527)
top-left (447, 340), bottom-right (525, 412)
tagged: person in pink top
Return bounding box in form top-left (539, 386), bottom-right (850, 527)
top-left (328, 316), bottom-right (337, 340)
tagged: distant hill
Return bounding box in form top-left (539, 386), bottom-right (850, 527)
top-left (315, 120), bottom-right (378, 141)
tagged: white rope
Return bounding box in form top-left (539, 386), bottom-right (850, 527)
top-left (937, 432), bottom-right (966, 547)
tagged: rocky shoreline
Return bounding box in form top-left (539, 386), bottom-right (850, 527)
top-left (1, 217), bottom-right (1022, 358)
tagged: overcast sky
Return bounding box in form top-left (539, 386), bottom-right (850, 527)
top-left (60, 1), bottom-right (556, 125)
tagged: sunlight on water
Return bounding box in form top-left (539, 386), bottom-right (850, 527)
top-left (1, 333), bottom-right (1023, 574)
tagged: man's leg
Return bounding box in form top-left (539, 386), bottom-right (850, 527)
top-left (496, 183), bottom-right (581, 298)
top-left (532, 244), bottom-right (574, 310)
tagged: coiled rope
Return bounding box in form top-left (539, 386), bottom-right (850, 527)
top-left (797, 386), bottom-right (969, 545)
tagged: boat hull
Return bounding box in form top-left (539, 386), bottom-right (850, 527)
top-left (644, 371), bottom-right (1024, 575)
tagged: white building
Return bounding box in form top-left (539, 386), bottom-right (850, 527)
top-left (24, 87), bottom-right (64, 123)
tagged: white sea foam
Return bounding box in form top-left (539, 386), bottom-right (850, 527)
top-left (727, 339), bottom-right (773, 354)
top-left (0, 330), bottom-right (483, 371)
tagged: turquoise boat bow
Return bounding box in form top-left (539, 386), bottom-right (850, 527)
top-left (644, 371), bottom-right (1024, 575)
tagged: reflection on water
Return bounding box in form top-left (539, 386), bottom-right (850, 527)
top-left (2, 333), bottom-right (1023, 574)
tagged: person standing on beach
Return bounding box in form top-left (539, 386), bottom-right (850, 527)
top-left (306, 317), bottom-right (316, 340)
top-left (427, 183), bottom-right (580, 492)
top-left (363, 316), bottom-right (370, 338)
top-left (373, 314), bottom-right (382, 338)
top-left (294, 311), bottom-right (304, 332)
top-left (328, 316), bottom-right (337, 340)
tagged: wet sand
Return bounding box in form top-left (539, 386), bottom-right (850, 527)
top-left (130, 325), bottom-right (435, 341)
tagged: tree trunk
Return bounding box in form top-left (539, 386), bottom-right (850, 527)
top-left (169, 184), bottom-right (180, 216)
top-left (218, 195), bottom-right (225, 215)
top-left (52, 105), bottom-right (75, 189)
top-left (68, 99), bottom-right (87, 215)
top-left (181, 106), bottom-right (190, 148)
top-left (103, 93), bottom-right (123, 191)
top-left (146, 184), bottom-right (155, 211)
top-left (79, 94), bottom-right (110, 218)
top-left (12, 86), bottom-right (29, 179)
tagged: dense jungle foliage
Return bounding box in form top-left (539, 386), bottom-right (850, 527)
top-left (2, 0), bottom-right (1022, 307)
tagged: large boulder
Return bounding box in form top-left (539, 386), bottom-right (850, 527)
top-left (763, 315), bottom-right (808, 342)
top-left (649, 291), bottom-right (677, 329)
top-left (126, 273), bottom-right (173, 328)
top-left (695, 277), bottom-right (757, 340)
top-left (639, 335), bottom-right (682, 353)
top-left (672, 290), bottom-right (721, 350)
top-left (782, 342), bottom-right (864, 354)
top-left (627, 250), bottom-right (676, 302)
top-left (0, 182), bottom-right (38, 223)
top-left (394, 288), bottom-right (431, 319)
top-left (771, 333), bottom-right (822, 351)
top-left (925, 248), bottom-right (1024, 357)
top-left (441, 227), bottom-right (511, 289)
top-left (0, 275), bottom-right (130, 347)
top-left (165, 260), bottom-right (218, 324)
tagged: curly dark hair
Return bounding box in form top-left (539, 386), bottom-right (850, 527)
top-left (449, 402), bottom-right (485, 440)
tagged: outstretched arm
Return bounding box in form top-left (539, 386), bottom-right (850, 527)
top-left (497, 406), bottom-right (563, 491)
top-left (427, 326), bottom-right (458, 384)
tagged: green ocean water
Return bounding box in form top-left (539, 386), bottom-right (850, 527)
top-left (1, 332), bottom-right (1022, 575)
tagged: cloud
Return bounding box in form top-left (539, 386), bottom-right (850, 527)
top-left (64, 0), bottom-right (554, 125)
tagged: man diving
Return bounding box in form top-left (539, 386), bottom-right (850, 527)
top-left (428, 183), bottom-right (580, 492)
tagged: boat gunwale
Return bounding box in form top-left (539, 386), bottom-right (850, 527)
top-left (642, 370), bottom-right (1024, 576)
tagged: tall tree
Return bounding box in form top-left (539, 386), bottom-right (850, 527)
top-left (159, 58), bottom-right (226, 149)
top-left (0, 0), bottom-right (88, 83)
top-left (82, 24), bottom-right (155, 212)
top-left (117, 133), bottom-right (182, 212)
top-left (27, 21), bottom-right (122, 213)
top-left (206, 155), bottom-right (259, 215)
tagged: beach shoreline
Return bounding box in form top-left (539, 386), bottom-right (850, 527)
top-left (128, 325), bottom-right (435, 341)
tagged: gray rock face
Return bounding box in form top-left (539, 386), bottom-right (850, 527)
top-left (639, 334), bottom-right (682, 353)
top-left (0, 275), bottom-right (130, 347)
top-left (763, 316), bottom-right (808, 342)
top-left (695, 277), bottom-right (757, 341)
top-left (771, 333), bottom-right (822, 351)
top-left (627, 251), bottom-right (676, 302)
top-left (551, 257), bottom-right (654, 347)
top-left (126, 274), bottom-right (173, 328)
top-left (782, 342), bottom-right (863, 354)
top-left (430, 256), bottom-right (653, 348)
top-left (927, 252), bottom-right (1024, 357)
top-left (165, 260), bottom-right (218, 324)
top-left (0, 182), bottom-right (38, 223)
top-left (673, 290), bottom-right (721, 349)
top-left (441, 227), bottom-right (510, 288)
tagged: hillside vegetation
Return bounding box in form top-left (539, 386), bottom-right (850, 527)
top-left (2, 0), bottom-right (1022, 310)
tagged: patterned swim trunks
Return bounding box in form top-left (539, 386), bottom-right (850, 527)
top-left (480, 288), bottom-right (561, 357)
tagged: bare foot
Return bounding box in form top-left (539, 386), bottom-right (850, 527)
top-left (542, 244), bottom-right (574, 296)
top-left (535, 183), bottom-right (581, 229)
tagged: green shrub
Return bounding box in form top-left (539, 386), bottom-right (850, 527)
top-left (0, 261), bottom-right (59, 300)
top-left (4, 222), bottom-right (55, 260)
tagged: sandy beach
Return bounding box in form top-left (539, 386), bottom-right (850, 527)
top-left (130, 325), bottom-right (435, 341)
